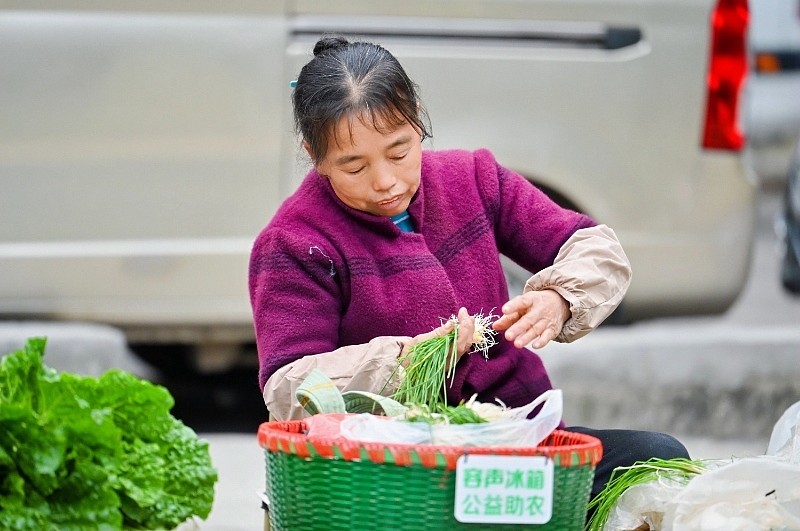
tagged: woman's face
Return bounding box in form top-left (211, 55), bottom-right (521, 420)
top-left (312, 113), bottom-right (422, 217)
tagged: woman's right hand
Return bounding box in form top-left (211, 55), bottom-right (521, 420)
top-left (492, 288), bottom-right (570, 349)
top-left (400, 307), bottom-right (475, 367)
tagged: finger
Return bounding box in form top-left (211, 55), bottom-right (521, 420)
top-left (530, 327), bottom-right (558, 349)
top-left (513, 318), bottom-right (561, 349)
top-left (429, 319), bottom-right (455, 340)
top-left (495, 294), bottom-right (535, 332)
top-left (401, 320), bottom-right (455, 356)
top-left (520, 324), bottom-right (557, 349)
top-left (502, 307), bottom-right (539, 343)
top-left (500, 293), bottom-right (534, 316)
top-left (508, 319), bottom-right (542, 349)
top-left (456, 309), bottom-right (475, 355)
top-left (491, 311), bottom-right (519, 331)
top-left (457, 306), bottom-right (470, 323)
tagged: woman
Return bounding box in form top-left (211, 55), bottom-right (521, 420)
top-left (249, 35), bottom-right (688, 499)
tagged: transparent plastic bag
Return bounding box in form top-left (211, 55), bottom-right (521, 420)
top-left (602, 458), bottom-right (800, 530)
top-left (601, 399), bottom-right (800, 530)
top-left (768, 399), bottom-right (800, 464)
top-left (603, 477), bottom-right (687, 531)
top-left (339, 389), bottom-right (562, 448)
top-left (666, 457), bottom-right (800, 530)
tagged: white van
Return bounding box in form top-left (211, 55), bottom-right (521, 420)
top-left (0, 0), bottom-right (755, 371)
top-left (745, 0), bottom-right (800, 181)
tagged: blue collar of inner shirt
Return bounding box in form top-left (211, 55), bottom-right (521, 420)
top-left (390, 210), bottom-right (414, 232)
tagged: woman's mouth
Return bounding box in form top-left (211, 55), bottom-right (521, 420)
top-left (377, 195), bottom-right (403, 209)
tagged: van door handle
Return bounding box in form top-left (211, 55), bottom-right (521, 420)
top-left (604, 27), bottom-right (642, 50)
top-left (291, 16), bottom-right (643, 51)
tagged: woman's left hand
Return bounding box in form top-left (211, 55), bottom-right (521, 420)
top-left (400, 307), bottom-right (475, 367)
top-left (492, 289), bottom-right (570, 349)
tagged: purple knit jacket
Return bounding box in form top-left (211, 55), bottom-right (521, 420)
top-left (249, 149), bottom-right (595, 410)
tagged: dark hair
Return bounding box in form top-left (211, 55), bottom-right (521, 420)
top-left (292, 34), bottom-right (431, 162)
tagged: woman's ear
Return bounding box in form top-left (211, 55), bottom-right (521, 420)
top-left (302, 140), bottom-right (314, 161)
top-left (304, 140), bottom-right (329, 177)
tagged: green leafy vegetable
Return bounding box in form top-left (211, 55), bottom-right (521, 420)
top-left (0, 338), bottom-right (218, 530)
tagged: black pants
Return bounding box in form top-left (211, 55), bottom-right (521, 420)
top-left (564, 426), bottom-right (691, 500)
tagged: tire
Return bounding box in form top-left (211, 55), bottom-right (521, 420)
top-left (130, 343), bottom-right (194, 377)
top-left (782, 236), bottom-right (800, 295)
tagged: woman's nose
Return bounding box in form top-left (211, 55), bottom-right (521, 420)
top-left (372, 162), bottom-right (397, 192)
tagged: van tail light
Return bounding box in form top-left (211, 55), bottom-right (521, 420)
top-left (702, 0), bottom-right (749, 151)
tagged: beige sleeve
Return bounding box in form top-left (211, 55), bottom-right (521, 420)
top-left (524, 224), bottom-right (632, 342)
top-left (263, 335), bottom-right (410, 421)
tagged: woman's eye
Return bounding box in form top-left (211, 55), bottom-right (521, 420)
top-left (345, 167), bottom-right (364, 175)
top-left (390, 152), bottom-right (408, 161)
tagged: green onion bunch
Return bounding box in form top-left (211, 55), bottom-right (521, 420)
top-left (391, 312), bottom-right (497, 410)
top-left (393, 318), bottom-right (460, 409)
top-left (586, 457), bottom-right (708, 531)
top-left (403, 402), bottom-right (488, 425)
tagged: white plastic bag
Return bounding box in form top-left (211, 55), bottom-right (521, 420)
top-left (768, 399), bottom-right (800, 464)
top-left (602, 399), bottom-right (800, 530)
top-left (339, 389), bottom-right (562, 448)
top-left (665, 457), bottom-right (800, 530)
top-left (603, 458), bottom-right (800, 531)
top-left (603, 476), bottom-right (688, 531)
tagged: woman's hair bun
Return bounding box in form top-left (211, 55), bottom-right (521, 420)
top-left (313, 34), bottom-right (349, 57)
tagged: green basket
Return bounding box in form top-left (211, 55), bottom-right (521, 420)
top-left (257, 417), bottom-right (602, 531)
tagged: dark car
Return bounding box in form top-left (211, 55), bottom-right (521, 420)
top-left (782, 137), bottom-right (800, 294)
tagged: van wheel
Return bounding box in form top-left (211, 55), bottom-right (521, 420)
top-left (131, 342), bottom-right (253, 376)
top-left (130, 343), bottom-right (195, 377)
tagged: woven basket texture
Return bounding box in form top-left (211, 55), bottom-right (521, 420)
top-left (259, 420), bottom-right (602, 531)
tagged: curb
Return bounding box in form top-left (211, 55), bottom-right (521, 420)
top-left (0, 321), bottom-right (155, 379)
top-left (538, 324), bottom-right (800, 439)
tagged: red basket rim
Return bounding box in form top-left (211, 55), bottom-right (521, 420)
top-left (257, 418), bottom-right (602, 471)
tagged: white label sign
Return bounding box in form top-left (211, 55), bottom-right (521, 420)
top-left (454, 454), bottom-right (554, 524)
